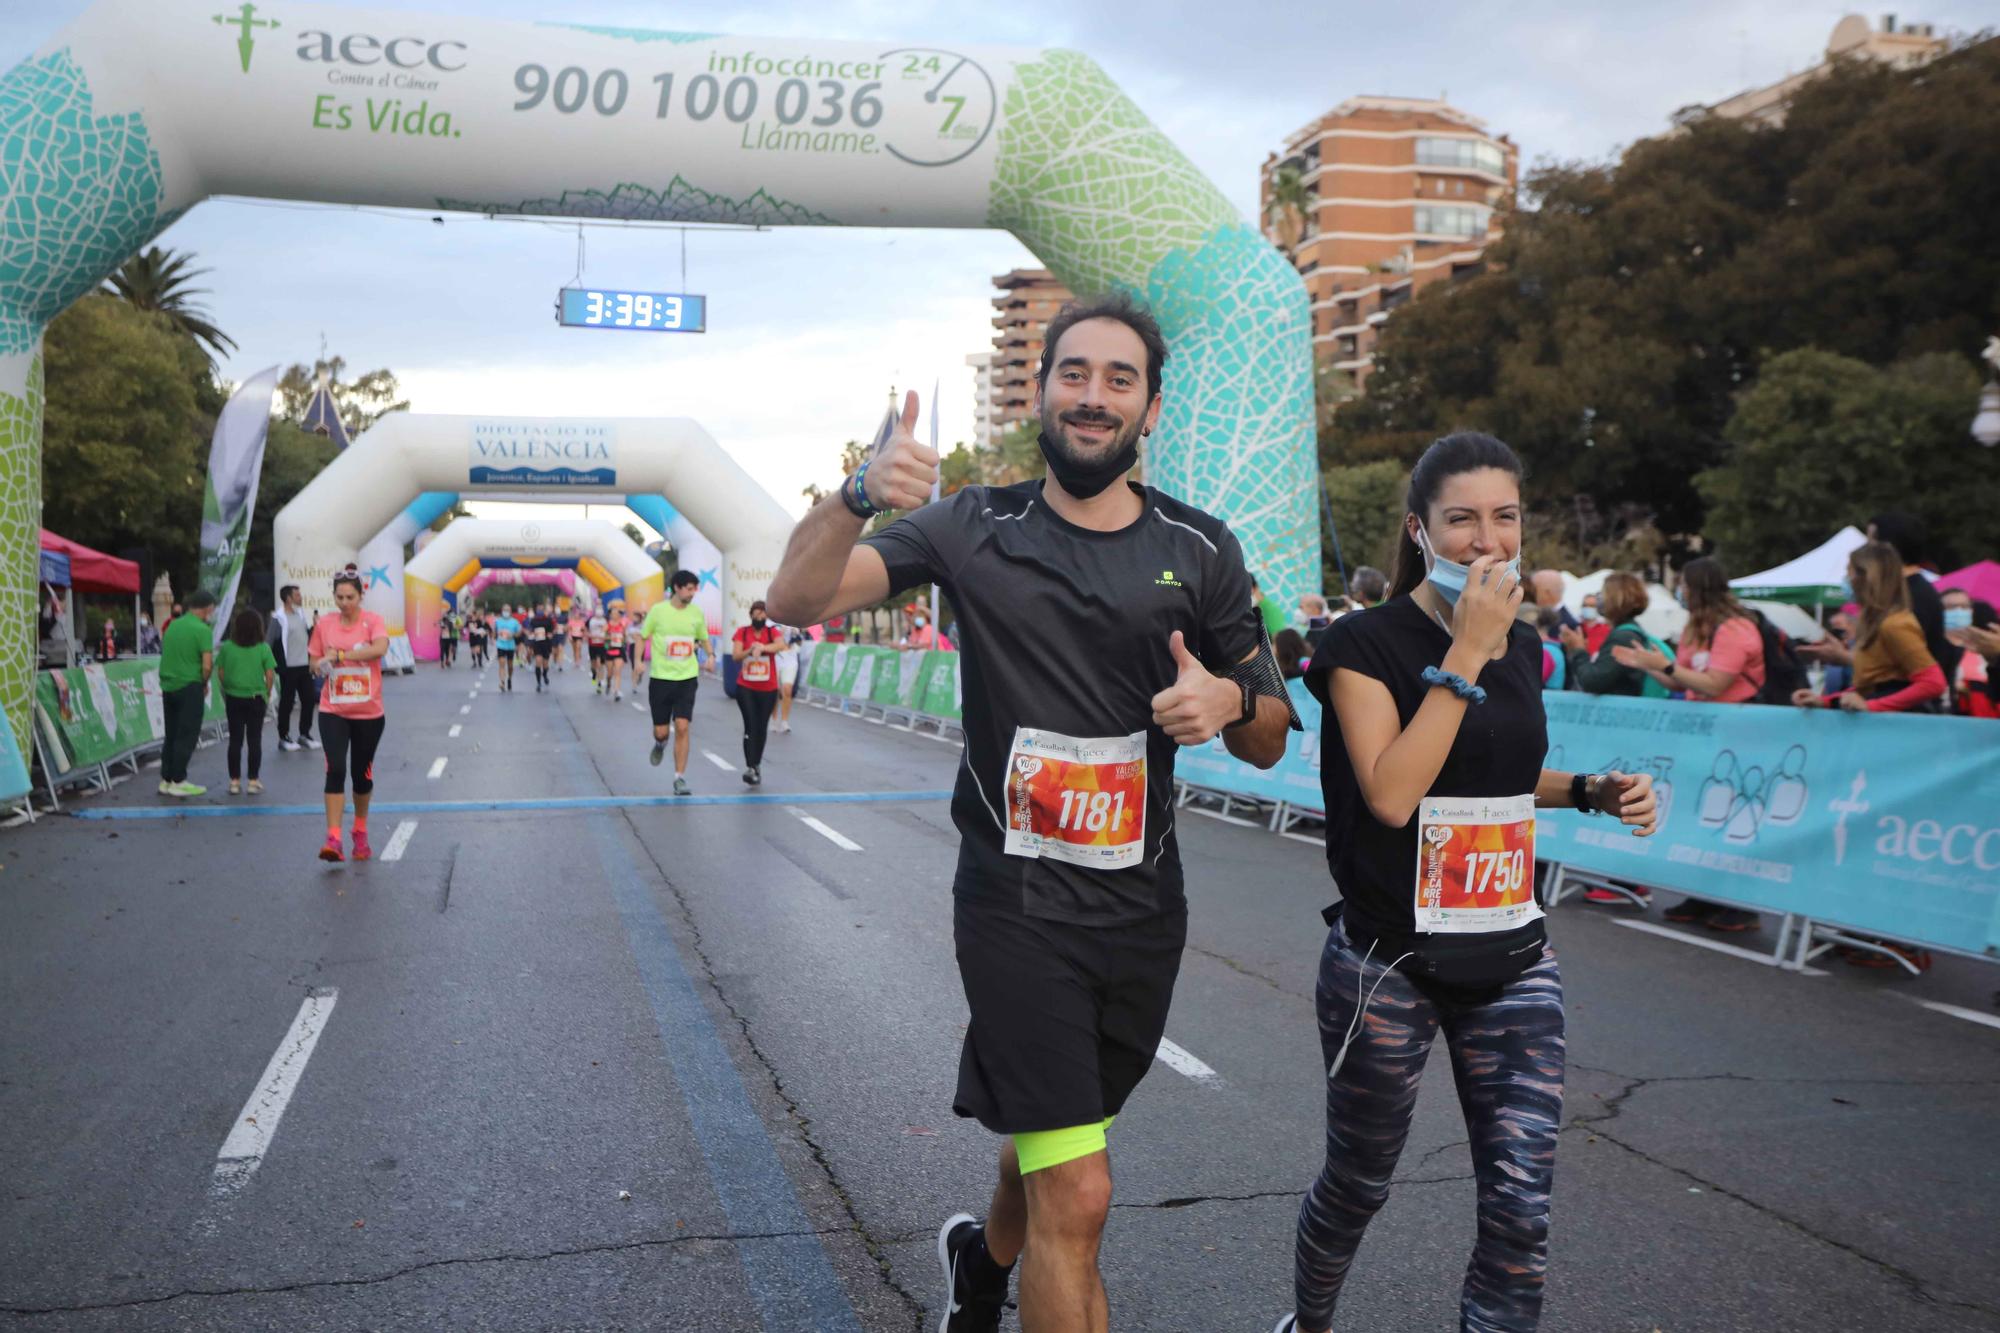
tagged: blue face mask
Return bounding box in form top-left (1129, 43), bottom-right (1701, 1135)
top-left (1414, 520), bottom-right (1520, 607)
top-left (1838, 578), bottom-right (1854, 601)
top-left (1944, 607), bottom-right (1973, 631)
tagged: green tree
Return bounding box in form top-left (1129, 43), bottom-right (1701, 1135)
top-left (100, 247), bottom-right (237, 360)
top-left (276, 356), bottom-right (409, 436)
top-left (1697, 348), bottom-right (1993, 571)
top-left (1330, 37), bottom-right (2000, 537)
top-left (41, 294), bottom-right (217, 591)
top-left (985, 418), bottom-right (1047, 485)
top-left (1266, 164), bottom-right (1312, 253)
top-left (1322, 460), bottom-right (1408, 591)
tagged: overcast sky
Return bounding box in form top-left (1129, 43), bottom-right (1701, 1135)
top-left (9, 1), bottom-right (1989, 526)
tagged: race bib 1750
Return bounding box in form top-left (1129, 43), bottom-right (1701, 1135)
top-left (1414, 793), bottom-right (1541, 934)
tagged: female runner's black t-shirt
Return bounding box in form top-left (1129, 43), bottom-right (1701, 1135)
top-left (1303, 595), bottom-right (1549, 958)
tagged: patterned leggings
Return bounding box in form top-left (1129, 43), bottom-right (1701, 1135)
top-left (1295, 929), bottom-right (1565, 1333)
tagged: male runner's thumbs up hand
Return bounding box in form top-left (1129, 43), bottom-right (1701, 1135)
top-left (1151, 630), bottom-right (1241, 746)
top-left (863, 390), bottom-right (941, 513)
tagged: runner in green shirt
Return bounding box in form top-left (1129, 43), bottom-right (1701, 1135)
top-left (637, 570), bottom-right (710, 794)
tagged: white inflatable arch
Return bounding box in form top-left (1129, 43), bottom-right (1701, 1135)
top-left (404, 518), bottom-right (660, 660)
top-left (271, 413), bottom-right (791, 645)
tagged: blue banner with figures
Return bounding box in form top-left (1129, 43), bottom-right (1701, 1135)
top-left (1173, 679), bottom-right (1326, 811)
top-left (1538, 696), bottom-right (2000, 957)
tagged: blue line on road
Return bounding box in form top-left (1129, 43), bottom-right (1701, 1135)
top-left (71, 790), bottom-right (954, 820)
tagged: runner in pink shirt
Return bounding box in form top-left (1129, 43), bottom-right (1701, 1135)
top-left (309, 573), bottom-right (390, 862)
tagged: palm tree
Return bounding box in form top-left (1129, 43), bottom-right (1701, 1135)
top-left (101, 247), bottom-right (238, 359)
top-left (1266, 165), bottom-right (1312, 255)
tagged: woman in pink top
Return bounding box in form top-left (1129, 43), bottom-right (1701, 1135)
top-left (308, 573), bottom-right (390, 862)
top-left (1612, 557), bottom-right (1765, 704)
top-left (1611, 556), bottom-right (1766, 932)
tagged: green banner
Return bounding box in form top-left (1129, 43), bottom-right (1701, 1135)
top-left (806, 641), bottom-right (839, 691)
top-left (916, 650), bottom-right (961, 721)
top-left (32, 657), bottom-right (224, 778)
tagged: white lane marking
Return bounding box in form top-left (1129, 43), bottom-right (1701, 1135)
top-left (1155, 1038), bottom-right (1220, 1083)
top-left (702, 750), bottom-right (737, 773)
top-left (208, 989), bottom-right (338, 1202)
top-left (631, 701), bottom-right (646, 713)
top-left (1612, 919), bottom-right (1827, 976)
top-left (448, 724), bottom-right (462, 738)
top-left (459, 705), bottom-right (471, 715)
top-left (427, 756), bottom-right (448, 780)
top-left (380, 820), bottom-right (418, 862)
top-left (468, 690), bottom-right (477, 698)
top-left (1910, 998), bottom-right (2000, 1032)
top-left (1186, 806), bottom-right (1260, 828)
top-left (797, 816), bottom-right (862, 852)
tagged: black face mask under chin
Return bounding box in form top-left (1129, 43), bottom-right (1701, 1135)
top-left (1037, 429), bottom-right (1138, 500)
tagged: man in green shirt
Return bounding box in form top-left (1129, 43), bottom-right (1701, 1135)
top-left (637, 569), bottom-right (710, 795)
top-left (158, 589), bottom-right (216, 797)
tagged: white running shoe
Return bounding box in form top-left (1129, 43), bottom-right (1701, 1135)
top-left (279, 738), bottom-right (301, 752)
top-left (302, 735), bottom-right (322, 750)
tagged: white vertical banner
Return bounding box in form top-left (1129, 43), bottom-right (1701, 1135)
top-left (197, 365), bottom-right (281, 639)
top-left (928, 381), bottom-right (940, 636)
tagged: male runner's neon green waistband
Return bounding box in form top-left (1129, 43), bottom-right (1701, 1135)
top-left (1014, 1117), bottom-right (1115, 1174)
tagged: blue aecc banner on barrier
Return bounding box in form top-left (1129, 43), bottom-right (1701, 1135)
top-left (1174, 679), bottom-right (1325, 810)
top-left (1538, 695), bottom-right (2000, 958)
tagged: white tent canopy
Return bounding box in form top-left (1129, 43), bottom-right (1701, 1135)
top-left (1729, 527), bottom-right (1867, 605)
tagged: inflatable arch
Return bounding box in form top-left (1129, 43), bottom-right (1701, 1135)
top-left (457, 568), bottom-right (589, 614)
top-left (0, 0), bottom-right (1315, 748)
top-left (270, 412), bottom-right (790, 650)
top-left (404, 517), bottom-right (660, 660)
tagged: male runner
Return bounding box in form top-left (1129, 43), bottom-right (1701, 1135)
top-left (439, 609), bottom-right (460, 668)
top-left (466, 613), bottom-right (489, 668)
top-left (637, 570), bottom-right (709, 796)
top-left (587, 605), bottom-right (609, 693)
top-left (493, 604), bottom-right (521, 692)
top-left (528, 603), bottom-right (558, 692)
top-left (767, 294), bottom-right (1295, 1333)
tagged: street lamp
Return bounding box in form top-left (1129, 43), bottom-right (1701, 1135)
top-left (1975, 336), bottom-right (2000, 449)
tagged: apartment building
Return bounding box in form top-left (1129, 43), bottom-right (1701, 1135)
top-left (987, 267), bottom-right (1074, 437)
top-left (1674, 13), bottom-right (1947, 129)
top-left (966, 351), bottom-right (997, 450)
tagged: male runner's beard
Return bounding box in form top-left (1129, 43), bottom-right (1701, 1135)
top-left (1037, 402), bottom-right (1144, 500)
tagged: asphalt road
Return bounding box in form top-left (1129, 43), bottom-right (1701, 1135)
top-left (3, 658), bottom-right (1996, 1332)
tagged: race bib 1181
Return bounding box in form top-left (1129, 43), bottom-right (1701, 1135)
top-left (1002, 728), bottom-right (1147, 871)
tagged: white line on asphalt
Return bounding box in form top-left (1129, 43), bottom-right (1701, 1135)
top-left (797, 815), bottom-right (862, 852)
top-left (427, 756), bottom-right (448, 780)
top-left (1279, 831), bottom-right (1327, 847)
top-left (448, 724), bottom-right (462, 738)
top-left (380, 820), bottom-right (418, 862)
top-left (208, 988), bottom-right (338, 1202)
top-left (459, 705), bottom-right (471, 715)
top-left (703, 750), bottom-right (737, 772)
top-left (632, 701), bottom-right (646, 713)
top-left (1155, 1038), bottom-right (1220, 1083)
top-left (1612, 919), bottom-right (1827, 975)
top-left (468, 690), bottom-right (478, 699)
top-left (1909, 998), bottom-right (2000, 1031)
top-left (1186, 807), bottom-right (1261, 828)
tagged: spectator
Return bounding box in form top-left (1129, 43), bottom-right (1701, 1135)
top-left (1251, 573), bottom-right (1287, 637)
top-left (1578, 592), bottom-right (1612, 654)
top-left (1535, 608), bottom-right (1568, 689)
top-left (157, 589), bottom-right (216, 798)
top-left (1273, 627), bottom-right (1310, 680)
top-left (1612, 557), bottom-right (1764, 932)
top-left (1790, 542), bottom-right (1945, 715)
top-left (98, 619), bottom-right (119, 661)
top-left (1531, 569), bottom-right (1579, 631)
top-left (1563, 573), bottom-right (1667, 698)
top-left (898, 604), bottom-right (953, 652)
top-left (1804, 514), bottom-right (1952, 677)
top-left (1943, 592), bottom-right (1998, 718)
top-left (216, 606), bottom-right (277, 795)
top-left (268, 584), bottom-right (320, 751)
top-left (1348, 565), bottom-right (1388, 608)
top-left (1821, 610), bottom-right (1855, 695)
top-left (136, 613), bottom-right (161, 655)
top-left (1298, 593), bottom-right (1333, 650)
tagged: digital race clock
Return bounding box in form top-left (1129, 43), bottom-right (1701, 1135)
top-left (557, 287), bottom-right (707, 333)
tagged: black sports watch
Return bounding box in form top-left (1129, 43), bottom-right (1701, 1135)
top-left (1223, 678), bottom-right (1257, 731)
top-left (1572, 772), bottom-right (1603, 815)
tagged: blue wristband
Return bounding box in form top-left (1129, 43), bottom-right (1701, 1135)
top-left (1421, 665), bottom-right (1486, 705)
top-left (842, 461), bottom-right (879, 518)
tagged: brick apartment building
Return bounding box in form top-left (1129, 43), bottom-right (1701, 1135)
top-left (984, 267), bottom-right (1074, 439)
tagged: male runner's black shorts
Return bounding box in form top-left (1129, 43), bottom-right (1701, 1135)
top-left (951, 897), bottom-right (1186, 1134)
top-left (648, 676), bottom-right (697, 725)
top-left (533, 640), bottom-right (553, 659)
top-left (496, 647), bottom-right (514, 661)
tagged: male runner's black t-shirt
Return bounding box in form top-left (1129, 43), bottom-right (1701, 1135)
top-left (864, 479), bottom-right (1284, 925)
top-left (1304, 596), bottom-right (1547, 954)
